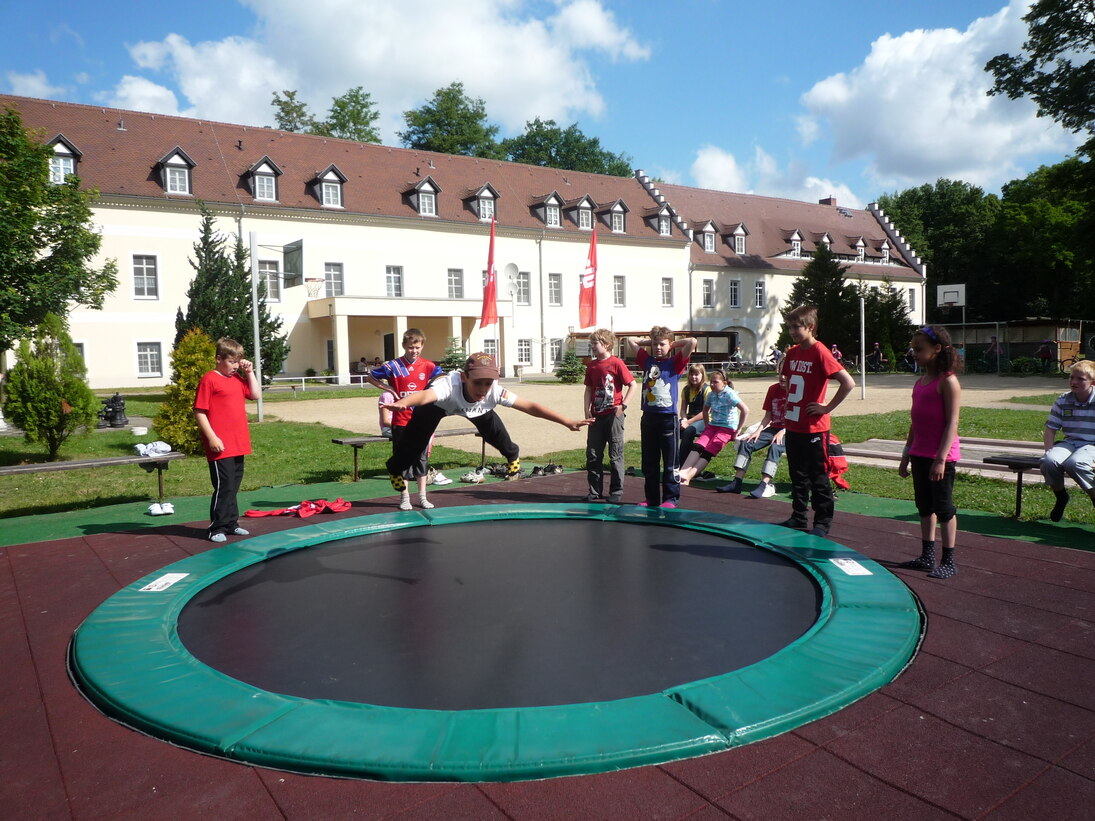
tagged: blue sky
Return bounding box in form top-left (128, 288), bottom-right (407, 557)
top-left (3, 0), bottom-right (1081, 208)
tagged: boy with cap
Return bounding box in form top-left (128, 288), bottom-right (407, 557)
top-left (381, 352), bottom-right (591, 491)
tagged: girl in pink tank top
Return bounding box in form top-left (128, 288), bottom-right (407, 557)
top-left (897, 325), bottom-right (963, 579)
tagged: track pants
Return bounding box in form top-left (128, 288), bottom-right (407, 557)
top-left (208, 455), bottom-right (245, 537)
top-left (784, 430), bottom-right (832, 529)
top-left (386, 405), bottom-right (518, 476)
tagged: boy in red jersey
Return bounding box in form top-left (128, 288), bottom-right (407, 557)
top-left (194, 338), bottom-right (261, 543)
top-left (583, 328), bottom-right (635, 503)
top-left (778, 306), bottom-right (855, 536)
top-left (366, 328), bottom-right (444, 510)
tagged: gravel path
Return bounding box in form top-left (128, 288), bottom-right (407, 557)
top-left (263, 373), bottom-right (1062, 458)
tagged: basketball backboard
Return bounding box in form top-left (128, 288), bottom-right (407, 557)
top-left (936, 283), bottom-right (966, 307)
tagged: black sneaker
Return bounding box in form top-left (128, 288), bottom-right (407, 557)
top-left (716, 478), bottom-right (743, 494)
top-left (607, 494), bottom-right (623, 504)
top-left (776, 517), bottom-right (808, 530)
top-left (807, 525), bottom-right (829, 537)
top-left (581, 493), bottom-right (604, 503)
top-left (1050, 490), bottom-right (1070, 522)
top-left (531, 466), bottom-right (546, 477)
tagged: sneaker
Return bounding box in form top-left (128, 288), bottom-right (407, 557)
top-left (208, 532), bottom-right (227, 543)
top-left (607, 494), bottom-right (623, 504)
top-left (625, 466), bottom-right (637, 477)
top-left (581, 493), bottom-right (603, 503)
top-left (636, 501), bottom-right (651, 507)
top-left (147, 503), bottom-right (164, 516)
top-left (807, 525), bottom-right (829, 537)
top-left (432, 472), bottom-right (453, 486)
top-left (660, 501), bottom-right (679, 509)
top-left (750, 482), bottom-right (776, 499)
top-left (160, 502), bottom-right (175, 514)
top-left (716, 478), bottom-right (743, 494)
top-left (550, 464), bottom-right (564, 474)
top-left (699, 470), bottom-right (716, 480)
top-left (460, 470), bottom-right (484, 484)
top-left (776, 517), bottom-right (808, 530)
top-left (531, 466), bottom-right (546, 477)
top-left (232, 527), bottom-right (250, 536)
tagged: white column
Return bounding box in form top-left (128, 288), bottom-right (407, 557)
top-left (334, 312), bottom-right (351, 385)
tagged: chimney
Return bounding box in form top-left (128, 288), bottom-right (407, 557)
top-left (819, 196), bottom-right (837, 206)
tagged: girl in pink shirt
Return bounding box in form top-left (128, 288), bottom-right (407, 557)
top-left (897, 325), bottom-right (962, 579)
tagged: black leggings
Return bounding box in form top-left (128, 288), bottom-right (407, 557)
top-left (910, 455), bottom-right (956, 522)
top-left (386, 406), bottom-right (518, 475)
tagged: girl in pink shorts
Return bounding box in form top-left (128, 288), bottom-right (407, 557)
top-left (679, 370), bottom-right (748, 485)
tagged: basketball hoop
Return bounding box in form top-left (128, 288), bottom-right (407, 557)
top-left (305, 278), bottom-right (323, 298)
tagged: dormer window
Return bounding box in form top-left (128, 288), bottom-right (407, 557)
top-left (405, 176), bottom-right (441, 216)
top-left (419, 190), bottom-right (436, 216)
top-left (611, 211), bottom-right (625, 232)
top-left (313, 164), bottom-right (347, 208)
top-left (703, 232), bottom-right (715, 253)
top-left (248, 157), bottom-right (282, 202)
top-left (735, 235), bottom-right (746, 255)
top-left (791, 238), bottom-right (802, 257)
top-left (578, 208), bottom-right (592, 230)
top-left (546, 204), bottom-right (561, 227)
top-left (48, 136), bottom-right (80, 184)
top-left (728, 223), bottom-right (749, 255)
top-left (158, 147), bottom-right (195, 196)
top-left (479, 197), bottom-right (494, 220)
top-left (322, 180), bottom-right (342, 207)
top-left (856, 240), bottom-right (866, 262)
top-left (659, 215), bottom-right (671, 236)
top-left (881, 243), bottom-right (890, 264)
top-left (820, 233), bottom-right (832, 250)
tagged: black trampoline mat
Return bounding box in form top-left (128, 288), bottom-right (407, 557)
top-left (177, 520), bottom-right (821, 710)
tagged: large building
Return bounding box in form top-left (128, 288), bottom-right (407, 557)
top-left (3, 94), bottom-right (926, 389)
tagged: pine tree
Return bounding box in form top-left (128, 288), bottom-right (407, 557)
top-left (2, 313), bottom-right (98, 460)
top-left (152, 328), bottom-right (216, 455)
top-left (175, 204), bottom-right (290, 379)
top-left (780, 244), bottom-right (859, 350)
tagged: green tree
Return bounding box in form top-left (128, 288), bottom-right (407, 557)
top-left (554, 349), bottom-right (587, 384)
top-left (859, 280), bottom-right (916, 365)
top-left (2, 313), bottom-right (97, 460)
top-left (153, 328), bottom-right (216, 456)
top-left (270, 90), bottom-right (316, 132)
top-left (876, 180), bottom-right (1000, 318)
top-left (0, 106), bottom-right (118, 358)
top-left (175, 204), bottom-right (290, 379)
top-left (501, 117), bottom-right (632, 176)
top-left (439, 337), bottom-right (467, 372)
top-left (313, 87), bottom-right (381, 143)
top-left (985, 0), bottom-right (1095, 154)
top-left (780, 244), bottom-right (860, 351)
top-left (398, 82), bottom-right (503, 158)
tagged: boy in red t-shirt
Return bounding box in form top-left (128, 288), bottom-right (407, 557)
top-left (778, 306), bottom-right (855, 536)
top-left (366, 328), bottom-right (443, 510)
top-left (583, 328), bottom-right (635, 503)
top-left (194, 338), bottom-right (260, 543)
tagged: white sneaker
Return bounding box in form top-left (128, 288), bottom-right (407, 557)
top-left (160, 502), bottom-right (175, 514)
top-left (148, 503), bottom-right (163, 516)
top-left (232, 527), bottom-right (250, 536)
top-left (209, 533), bottom-right (227, 543)
top-left (460, 470), bottom-right (484, 484)
top-left (432, 472), bottom-right (453, 485)
top-left (751, 482), bottom-right (776, 498)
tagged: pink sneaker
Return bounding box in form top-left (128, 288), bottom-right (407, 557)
top-left (636, 501), bottom-right (651, 507)
top-left (660, 501), bottom-right (678, 509)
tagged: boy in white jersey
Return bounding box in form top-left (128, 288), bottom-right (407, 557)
top-left (382, 353), bottom-right (591, 491)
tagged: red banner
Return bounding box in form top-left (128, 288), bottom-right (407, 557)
top-left (480, 217), bottom-right (498, 328)
top-left (579, 224), bottom-right (597, 328)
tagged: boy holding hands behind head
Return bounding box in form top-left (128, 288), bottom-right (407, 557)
top-left (583, 329), bottom-right (635, 503)
top-left (194, 338), bottom-right (260, 543)
top-left (779, 306), bottom-right (855, 536)
top-left (626, 327), bottom-right (697, 508)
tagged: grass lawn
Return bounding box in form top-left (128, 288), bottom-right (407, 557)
top-left (3, 393), bottom-right (1092, 526)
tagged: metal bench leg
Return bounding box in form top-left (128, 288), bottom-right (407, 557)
top-left (353, 446), bottom-right (360, 482)
top-left (156, 465), bottom-right (166, 502)
top-left (1014, 469), bottom-right (1024, 518)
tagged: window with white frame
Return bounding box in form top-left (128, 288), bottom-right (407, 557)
top-left (857, 243), bottom-right (865, 262)
top-left (578, 208), bottom-right (592, 229)
top-left (137, 342), bottom-right (163, 377)
top-left (49, 154), bottom-right (75, 184)
top-left (613, 275), bottom-right (626, 307)
top-left (448, 268), bottom-right (464, 299)
top-left (254, 173), bottom-right (277, 201)
top-left (881, 246), bottom-right (890, 264)
top-left (385, 265), bottom-right (402, 298)
top-left (259, 260), bottom-right (281, 301)
top-left (658, 215), bottom-right (671, 236)
top-left (321, 180), bottom-right (342, 207)
top-left (133, 255), bottom-right (158, 299)
top-left (483, 339), bottom-right (498, 358)
top-left (791, 239), bottom-right (802, 257)
top-left (611, 212), bottom-right (625, 232)
top-left (734, 234), bottom-right (746, 255)
top-left (325, 263), bottom-right (345, 297)
top-left (728, 279), bottom-right (740, 308)
top-left (517, 339), bottom-right (532, 364)
top-left (166, 165), bottom-right (190, 195)
top-left (908, 288), bottom-right (916, 311)
top-left (703, 232), bottom-right (715, 253)
top-left (661, 277), bottom-right (673, 307)
top-left (702, 279), bottom-right (714, 308)
top-left (545, 205), bottom-right (560, 227)
top-left (548, 273), bottom-right (562, 306)
top-left (754, 280), bottom-right (766, 308)
top-left (516, 271), bottom-right (531, 305)
top-left (418, 191), bottom-right (436, 216)
top-left (479, 197), bottom-right (494, 220)
top-left (550, 338), bottom-right (563, 363)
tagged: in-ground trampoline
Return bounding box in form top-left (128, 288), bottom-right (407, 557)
top-left (70, 504), bottom-right (922, 782)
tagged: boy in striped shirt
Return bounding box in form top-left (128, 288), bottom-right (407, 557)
top-left (1043, 360), bottom-right (1095, 521)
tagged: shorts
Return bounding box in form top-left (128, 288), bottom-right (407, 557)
top-left (694, 425), bottom-right (735, 459)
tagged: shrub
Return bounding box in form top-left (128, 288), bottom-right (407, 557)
top-left (439, 336), bottom-right (467, 372)
top-left (554, 349), bottom-right (587, 384)
top-left (153, 328), bottom-right (215, 455)
top-left (2, 314), bottom-right (98, 460)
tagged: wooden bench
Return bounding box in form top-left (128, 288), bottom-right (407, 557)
top-left (332, 428), bottom-right (484, 481)
top-left (0, 452), bottom-right (186, 501)
top-left (982, 454), bottom-right (1043, 518)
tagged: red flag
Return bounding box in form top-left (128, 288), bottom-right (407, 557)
top-left (480, 217), bottom-right (498, 328)
top-left (579, 224), bottom-right (597, 328)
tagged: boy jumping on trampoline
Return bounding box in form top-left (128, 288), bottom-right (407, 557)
top-left (381, 352), bottom-right (592, 492)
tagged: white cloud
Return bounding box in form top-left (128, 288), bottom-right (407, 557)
top-left (800, 0), bottom-right (1082, 191)
top-left (691, 145), bottom-right (749, 193)
top-left (105, 76), bottom-right (182, 115)
top-left (4, 70), bottom-right (66, 99)
top-left (109, 0), bottom-right (649, 139)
